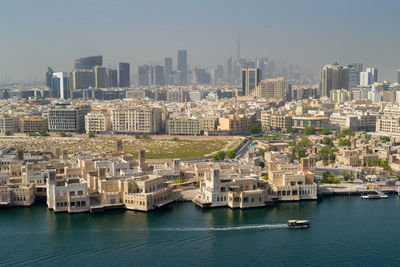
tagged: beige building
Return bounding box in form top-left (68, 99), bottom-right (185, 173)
top-left (0, 183), bottom-right (35, 206)
top-left (85, 111), bottom-right (111, 133)
top-left (376, 116), bottom-right (400, 135)
top-left (167, 117), bottom-right (200, 136)
top-left (217, 113), bottom-right (256, 134)
top-left (111, 107), bottom-right (162, 133)
top-left (292, 115), bottom-right (330, 130)
top-left (256, 77), bottom-right (286, 100)
top-left (0, 114), bottom-right (19, 133)
top-left (261, 111), bottom-right (292, 130)
top-left (20, 116), bottom-right (48, 133)
top-left (122, 175), bottom-right (173, 211)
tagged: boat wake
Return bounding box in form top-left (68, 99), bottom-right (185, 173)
top-left (150, 223), bottom-right (288, 232)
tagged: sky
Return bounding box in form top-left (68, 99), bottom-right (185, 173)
top-left (0, 0), bottom-right (399, 83)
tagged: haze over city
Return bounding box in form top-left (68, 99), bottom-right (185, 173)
top-left (1, 0), bottom-right (400, 83)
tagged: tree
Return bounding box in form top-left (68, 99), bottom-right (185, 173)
top-left (292, 137), bottom-right (312, 160)
top-left (268, 146), bottom-right (278, 151)
top-left (88, 133), bottom-right (95, 138)
top-left (227, 150), bottom-right (236, 159)
top-left (60, 131), bottom-right (66, 137)
top-left (338, 138), bottom-right (351, 146)
top-left (380, 136), bottom-right (390, 142)
top-left (258, 148), bottom-right (267, 157)
top-left (263, 174), bottom-right (268, 181)
top-left (247, 123), bottom-right (262, 135)
top-left (303, 126), bottom-right (316, 135)
top-left (341, 128), bottom-right (355, 137)
top-left (318, 145), bottom-right (336, 164)
top-left (342, 171), bottom-right (355, 181)
top-left (134, 133), bottom-right (140, 139)
top-left (322, 137), bottom-right (333, 147)
top-left (213, 151), bottom-right (226, 161)
top-left (320, 128), bottom-right (331, 135)
top-left (4, 130), bottom-right (11, 136)
top-left (39, 130), bottom-right (48, 136)
top-left (142, 133), bottom-right (148, 139)
top-left (259, 161), bottom-right (265, 168)
top-left (171, 137), bottom-right (179, 141)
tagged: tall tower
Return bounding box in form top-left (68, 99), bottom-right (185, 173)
top-left (119, 62), bottom-right (130, 87)
top-left (177, 49), bottom-right (187, 85)
top-left (236, 34), bottom-right (240, 60)
top-left (241, 67), bottom-right (261, 96)
top-left (164, 57), bottom-right (173, 85)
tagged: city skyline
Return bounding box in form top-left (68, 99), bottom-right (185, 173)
top-left (1, 0), bottom-right (400, 83)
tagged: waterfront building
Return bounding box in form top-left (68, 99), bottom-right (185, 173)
top-left (20, 116), bottom-right (48, 133)
top-left (0, 183), bottom-right (35, 206)
top-left (241, 67), bottom-right (261, 96)
top-left (85, 111), bottom-right (111, 133)
top-left (119, 62), bottom-right (130, 87)
top-left (48, 104), bottom-right (91, 133)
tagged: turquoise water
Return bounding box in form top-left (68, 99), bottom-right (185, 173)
top-left (0, 195), bottom-right (399, 266)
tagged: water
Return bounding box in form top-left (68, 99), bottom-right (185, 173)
top-left (0, 195), bottom-right (399, 266)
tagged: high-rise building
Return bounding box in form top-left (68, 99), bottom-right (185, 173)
top-left (45, 67), bottom-right (54, 89)
top-left (164, 57), bottom-right (173, 85)
top-left (348, 63), bottom-right (363, 89)
top-left (138, 65), bottom-right (149, 85)
top-left (52, 72), bottom-right (71, 99)
top-left (241, 68), bottom-right (261, 96)
top-left (193, 67), bottom-right (211, 84)
top-left (93, 66), bottom-right (108, 88)
top-left (398, 69), bottom-right (400, 83)
top-left (177, 50), bottom-right (187, 85)
top-left (360, 67), bottom-right (378, 86)
top-left (150, 65), bottom-right (165, 86)
top-left (72, 69), bottom-right (94, 90)
top-left (256, 77), bottom-right (286, 100)
top-left (48, 104), bottom-right (91, 133)
top-left (119, 62), bottom-right (130, 87)
top-left (74, 55), bottom-right (102, 70)
top-left (226, 57), bottom-right (233, 83)
top-left (320, 64), bottom-right (349, 97)
top-left (108, 69), bottom-right (118, 87)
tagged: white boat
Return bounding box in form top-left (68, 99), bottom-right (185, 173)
top-left (361, 191), bottom-right (388, 199)
top-left (288, 220), bottom-right (310, 229)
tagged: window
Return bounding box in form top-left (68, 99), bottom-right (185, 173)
top-left (78, 191), bottom-right (83, 196)
top-left (70, 202), bottom-right (75, 206)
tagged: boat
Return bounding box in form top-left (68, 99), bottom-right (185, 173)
top-left (361, 191), bottom-right (388, 199)
top-left (288, 220), bottom-right (310, 229)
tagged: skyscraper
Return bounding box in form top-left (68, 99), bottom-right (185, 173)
top-left (93, 66), bottom-right (108, 88)
top-left (256, 77), bottom-right (286, 100)
top-left (177, 50), bottom-right (187, 85)
top-left (360, 67), bottom-right (378, 86)
top-left (164, 57), bottom-right (173, 85)
top-left (52, 72), bottom-right (71, 99)
top-left (241, 67), bottom-right (261, 96)
top-left (74, 55), bottom-right (102, 70)
top-left (108, 69), bottom-right (118, 87)
top-left (226, 57), bottom-right (233, 83)
top-left (45, 67), bottom-right (54, 89)
top-left (138, 65), bottom-right (149, 85)
top-left (320, 64), bottom-right (349, 97)
top-left (348, 63), bottom-right (363, 89)
top-left (72, 69), bottom-right (94, 90)
top-left (150, 65), bottom-right (165, 86)
top-left (119, 62), bottom-right (130, 87)
top-left (398, 69), bottom-right (400, 83)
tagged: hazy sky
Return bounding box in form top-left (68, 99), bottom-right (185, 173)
top-left (1, 0), bottom-right (399, 83)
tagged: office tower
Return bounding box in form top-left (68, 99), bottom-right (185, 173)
top-left (177, 50), bottom-right (187, 85)
top-left (164, 57), bottom-right (173, 85)
top-left (256, 77), bottom-right (286, 100)
top-left (119, 62), bottom-right (130, 87)
top-left (93, 66), bottom-right (108, 88)
top-left (241, 67), bottom-right (261, 96)
top-left (72, 69), bottom-right (94, 90)
top-left (360, 67), bottom-right (378, 86)
top-left (212, 65), bottom-right (224, 84)
top-left (49, 104), bottom-right (91, 133)
top-left (52, 72), bottom-right (71, 99)
top-left (348, 63), bottom-right (363, 89)
top-left (398, 69), bottom-right (400, 83)
top-left (226, 57), bottom-right (233, 83)
top-left (193, 67), bottom-right (211, 84)
top-left (108, 69), bottom-right (118, 87)
top-left (45, 67), bottom-right (54, 89)
top-left (74, 55), bottom-right (102, 70)
top-left (149, 65), bottom-right (165, 86)
top-left (138, 65), bottom-right (149, 85)
top-left (320, 64), bottom-right (349, 97)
